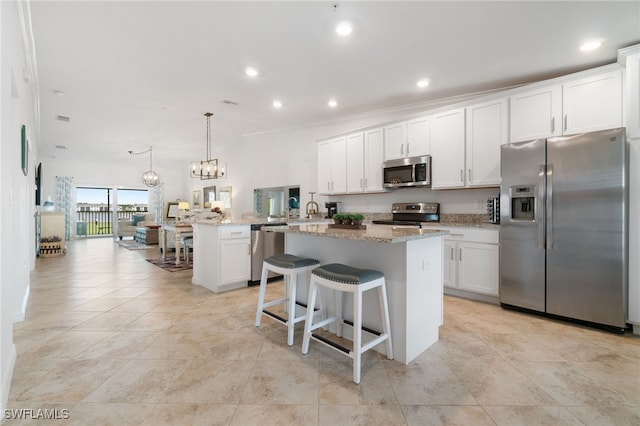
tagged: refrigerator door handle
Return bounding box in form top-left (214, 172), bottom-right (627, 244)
top-left (546, 164), bottom-right (554, 250)
top-left (538, 165), bottom-right (546, 249)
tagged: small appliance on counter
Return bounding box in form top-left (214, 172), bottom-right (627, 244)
top-left (487, 196), bottom-right (500, 224)
top-left (325, 201), bottom-right (341, 218)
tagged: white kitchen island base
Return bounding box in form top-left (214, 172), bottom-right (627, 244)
top-left (283, 230), bottom-right (444, 364)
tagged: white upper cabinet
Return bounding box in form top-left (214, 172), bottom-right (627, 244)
top-left (406, 116), bottom-right (431, 157)
top-left (510, 68), bottom-right (622, 142)
top-left (384, 117), bottom-right (430, 161)
top-left (363, 127), bottom-right (385, 192)
top-left (510, 85), bottom-right (562, 142)
top-left (346, 132), bottom-right (365, 193)
top-left (317, 136), bottom-right (347, 195)
top-left (431, 108), bottom-right (466, 189)
top-left (465, 98), bottom-right (508, 187)
top-left (563, 69), bottom-right (622, 135)
top-left (384, 122), bottom-right (407, 160)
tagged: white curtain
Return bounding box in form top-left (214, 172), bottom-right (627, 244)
top-left (55, 176), bottom-right (73, 240)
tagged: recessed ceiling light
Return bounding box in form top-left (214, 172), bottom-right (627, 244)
top-left (245, 67), bottom-right (259, 77)
top-left (53, 90), bottom-right (64, 96)
top-left (417, 79), bottom-right (430, 88)
top-left (580, 40), bottom-right (602, 51)
top-left (273, 100), bottom-right (283, 108)
top-left (328, 99), bottom-right (338, 108)
top-left (336, 21), bottom-right (352, 36)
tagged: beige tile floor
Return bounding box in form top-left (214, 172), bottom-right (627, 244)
top-left (4, 237), bottom-right (640, 425)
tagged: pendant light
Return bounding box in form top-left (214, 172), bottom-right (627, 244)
top-left (129, 146), bottom-right (160, 187)
top-left (190, 112), bottom-right (226, 180)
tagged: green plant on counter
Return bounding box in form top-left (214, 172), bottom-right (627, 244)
top-left (333, 213), bottom-right (345, 221)
top-left (351, 213), bottom-right (365, 221)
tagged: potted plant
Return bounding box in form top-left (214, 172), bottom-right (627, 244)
top-left (333, 213), bottom-right (344, 224)
top-left (342, 214), bottom-right (353, 226)
top-left (351, 213), bottom-right (365, 226)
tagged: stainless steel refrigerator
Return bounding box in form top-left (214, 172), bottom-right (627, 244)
top-left (500, 128), bottom-right (628, 330)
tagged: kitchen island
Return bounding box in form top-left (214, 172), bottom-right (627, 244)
top-left (267, 223), bottom-right (448, 364)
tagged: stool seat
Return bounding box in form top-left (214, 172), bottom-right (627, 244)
top-left (312, 263), bottom-right (383, 284)
top-left (265, 254), bottom-right (320, 269)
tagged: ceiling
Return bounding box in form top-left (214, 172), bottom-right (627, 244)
top-left (29, 1), bottom-right (640, 167)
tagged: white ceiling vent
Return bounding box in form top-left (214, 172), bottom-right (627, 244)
top-left (222, 100), bottom-right (239, 106)
top-left (55, 115), bottom-right (70, 122)
top-left (55, 144), bottom-right (67, 150)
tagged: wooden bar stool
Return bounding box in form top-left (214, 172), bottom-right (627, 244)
top-left (255, 254), bottom-right (321, 346)
top-left (302, 263), bottom-right (393, 384)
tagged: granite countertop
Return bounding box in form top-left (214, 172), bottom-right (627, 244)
top-left (267, 223), bottom-right (449, 244)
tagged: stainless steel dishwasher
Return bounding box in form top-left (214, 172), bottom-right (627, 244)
top-left (249, 223), bottom-right (285, 284)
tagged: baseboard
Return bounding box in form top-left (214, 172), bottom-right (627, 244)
top-left (1, 343), bottom-right (17, 413)
top-left (443, 287), bottom-right (500, 305)
top-left (12, 284), bottom-right (30, 323)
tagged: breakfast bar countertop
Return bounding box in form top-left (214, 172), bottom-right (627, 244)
top-left (267, 223), bottom-right (449, 244)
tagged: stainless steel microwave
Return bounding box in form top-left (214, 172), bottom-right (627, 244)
top-left (383, 155), bottom-right (431, 189)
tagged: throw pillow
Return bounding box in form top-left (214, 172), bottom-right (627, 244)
top-left (132, 214), bottom-right (146, 226)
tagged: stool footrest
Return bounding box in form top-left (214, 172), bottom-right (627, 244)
top-left (262, 309), bottom-right (287, 324)
top-left (342, 319), bottom-right (381, 337)
top-left (311, 333), bottom-right (350, 354)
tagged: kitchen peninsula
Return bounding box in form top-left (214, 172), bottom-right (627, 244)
top-left (268, 223), bottom-right (448, 364)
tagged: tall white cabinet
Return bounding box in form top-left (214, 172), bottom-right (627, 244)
top-left (431, 108), bottom-right (466, 189)
top-left (346, 128), bottom-right (384, 193)
top-left (318, 136), bottom-right (347, 195)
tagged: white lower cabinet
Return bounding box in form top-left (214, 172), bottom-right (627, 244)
top-left (220, 237), bottom-right (251, 285)
top-left (441, 227), bottom-right (499, 297)
top-left (192, 224), bottom-right (251, 293)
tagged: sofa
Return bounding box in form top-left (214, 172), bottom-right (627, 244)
top-left (117, 213), bottom-right (156, 240)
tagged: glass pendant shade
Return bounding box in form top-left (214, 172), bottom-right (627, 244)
top-left (130, 146), bottom-right (160, 187)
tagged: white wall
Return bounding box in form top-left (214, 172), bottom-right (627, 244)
top-left (187, 103), bottom-right (498, 219)
top-left (1, 0), bottom-right (38, 411)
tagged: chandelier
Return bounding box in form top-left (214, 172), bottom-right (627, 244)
top-left (190, 112), bottom-right (226, 180)
top-left (129, 146), bottom-right (159, 187)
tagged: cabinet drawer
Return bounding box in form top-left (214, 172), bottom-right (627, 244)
top-left (438, 226), bottom-right (499, 244)
top-left (219, 225), bottom-right (250, 239)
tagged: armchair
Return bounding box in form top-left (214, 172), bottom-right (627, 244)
top-left (117, 213), bottom-right (156, 240)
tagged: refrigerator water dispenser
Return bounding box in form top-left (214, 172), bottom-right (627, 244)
top-left (510, 186), bottom-right (535, 221)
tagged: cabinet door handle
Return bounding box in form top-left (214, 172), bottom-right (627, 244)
top-left (449, 233), bottom-right (464, 237)
top-left (406, 142), bottom-right (410, 155)
top-left (360, 178), bottom-right (363, 189)
top-left (459, 248), bottom-right (463, 261)
top-left (564, 114), bottom-right (567, 132)
top-left (551, 116), bottom-right (555, 133)
top-left (450, 247), bottom-right (454, 260)
top-left (460, 170), bottom-right (464, 182)
top-left (468, 169), bottom-right (472, 182)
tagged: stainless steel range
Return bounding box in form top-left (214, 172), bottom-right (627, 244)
top-left (372, 202), bottom-right (440, 228)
